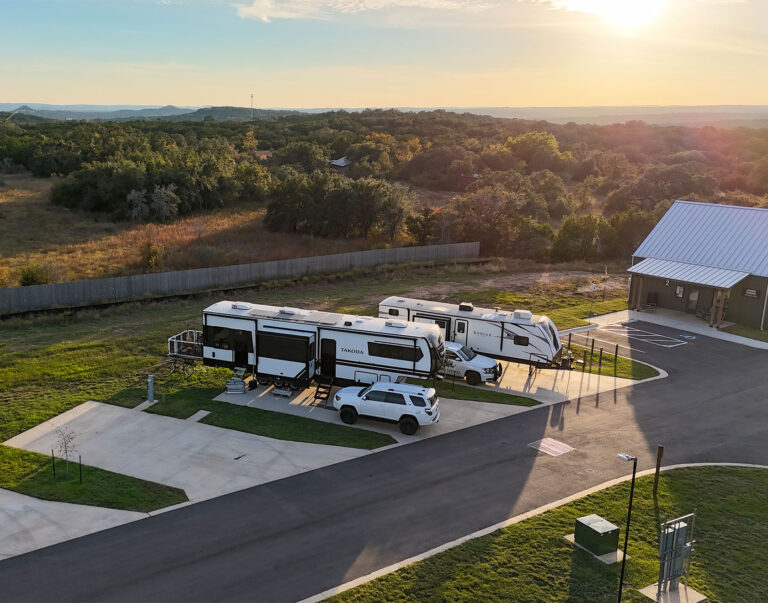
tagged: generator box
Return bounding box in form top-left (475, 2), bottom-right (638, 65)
top-left (574, 514), bottom-right (619, 556)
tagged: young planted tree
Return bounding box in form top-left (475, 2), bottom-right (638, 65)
top-left (55, 426), bottom-right (78, 480)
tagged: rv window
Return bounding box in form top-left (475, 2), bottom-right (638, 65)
top-left (368, 342), bottom-right (424, 362)
top-left (204, 326), bottom-right (253, 351)
top-left (258, 333), bottom-right (307, 363)
top-left (388, 309), bottom-right (400, 316)
top-left (385, 392), bottom-right (406, 405)
top-left (513, 335), bottom-right (529, 347)
top-left (365, 391), bottom-right (389, 402)
top-left (409, 395), bottom-right (427, 407)
top-left (457, 323), bottom-right (466, 334)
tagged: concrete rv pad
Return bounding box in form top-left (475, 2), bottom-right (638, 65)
top-left (5, 402), bottom-right (365, 503)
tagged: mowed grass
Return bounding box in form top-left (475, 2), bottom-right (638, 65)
top-left (131, 386), bottom-right (395, 450)
top-left (722, 323), bottom-right (768, 343)
top-left (407, 378), bottom-right (538, 406)
top-left (565, 343), bottom-right (660, 380)
top-left (0, 445), bottom-right (187, 512)
top-left (331, 467), bottom-right (768, 603)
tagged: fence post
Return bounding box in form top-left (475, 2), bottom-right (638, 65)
top-left (589, 339), bottom-right (595, 369)
top-left (582, 349), bottom-right (587, 372)
top-left (598, 347), bottom-right (603, 369)
top-left (567, 332), bottom-right (572, 351)
top-left (614, 343), bottom-right (619, 366)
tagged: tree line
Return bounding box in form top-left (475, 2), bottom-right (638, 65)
top-left (1, 109), bottom-right (766, 265)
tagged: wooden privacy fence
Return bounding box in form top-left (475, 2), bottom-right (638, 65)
top-left (0, 242), bottom-right (480, 316)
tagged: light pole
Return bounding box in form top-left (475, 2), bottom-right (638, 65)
top-left (617, 453), bottom-right (637, 603)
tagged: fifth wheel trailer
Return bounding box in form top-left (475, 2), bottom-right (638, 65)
top-left (169, 300), bottom-right (445, 388)
top-left (378, 296), bottom-right (566, 368)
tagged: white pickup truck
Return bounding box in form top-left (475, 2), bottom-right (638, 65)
top-left (443, 341), bottom-right (502, 385)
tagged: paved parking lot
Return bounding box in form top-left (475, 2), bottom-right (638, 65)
top-left (597, 324), bottom-right (689, 348)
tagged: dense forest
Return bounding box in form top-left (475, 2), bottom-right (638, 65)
top-left (1, 110), bottom-right (767, 272)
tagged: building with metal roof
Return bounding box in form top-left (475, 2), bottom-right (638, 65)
top-left (628, 200), bottom-right (768, 329)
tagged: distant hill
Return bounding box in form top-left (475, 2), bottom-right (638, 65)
top-left (0, 110), bottom-right (52, 124)
top-left (0, 104), bottom-right (299, 122)
top-left (164, 106), bottom-right (299, 121)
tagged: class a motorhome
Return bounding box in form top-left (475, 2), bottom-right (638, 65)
top-left (169, 301), bottom-right (445, 388)
top-left (378, 296), bottom-right (565, 368)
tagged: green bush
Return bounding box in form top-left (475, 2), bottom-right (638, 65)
top-left (18, 261), bottom-right (54, 286)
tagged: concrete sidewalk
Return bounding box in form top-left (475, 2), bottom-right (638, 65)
top-left (0, 489), bottom-right (145, 561)
top-left (5, 402), bottom-right (366, 503)
top-left (585, 308), bottom-right (768, 350)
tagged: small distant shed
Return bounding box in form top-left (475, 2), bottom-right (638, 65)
top-left (628, 200), bottom-right (768, 329)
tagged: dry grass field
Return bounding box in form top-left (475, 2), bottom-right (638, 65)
top-left (0, 174), bottom-right (379, 286)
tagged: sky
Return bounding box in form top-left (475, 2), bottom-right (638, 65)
top-left (1, 0), bottom-right (767, 108)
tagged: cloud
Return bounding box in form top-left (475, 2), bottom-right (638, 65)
top-left (236, 0), bottom-right (494, 22)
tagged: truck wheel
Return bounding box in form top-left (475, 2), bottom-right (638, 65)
top-left (340, 406), bottom-right (358, 425)
top-left (465, 371), bottom-right (481, 386)
top-left (399, 416), bottom-right (419, 435)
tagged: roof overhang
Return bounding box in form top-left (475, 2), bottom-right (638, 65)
top-left (628, 258), bottom-right (749, 289)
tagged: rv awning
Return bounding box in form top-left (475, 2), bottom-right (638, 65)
top-left (629, 258), bottom-right (749, 289)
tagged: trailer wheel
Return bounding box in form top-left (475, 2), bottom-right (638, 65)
top-left (288, 380), bottom-right (301, 391)
top-left (398, 416), bottom-right (419, 435)
top-left (257, 375), bottom-right (271, 386)
top-left (465, 371), bottom-right (481, 386)
top-left (273, 378), bottom-right (286, 388)
top-left (340, 406), bottom-right (358, 425)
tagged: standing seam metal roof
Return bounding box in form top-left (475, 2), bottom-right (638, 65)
top-left (633, 200), bottom-right (768, 277)
top-left (628, 258), bottom-right (749, 289)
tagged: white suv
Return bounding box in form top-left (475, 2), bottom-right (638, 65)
top-left (333, 382), bottom-right (440, 435)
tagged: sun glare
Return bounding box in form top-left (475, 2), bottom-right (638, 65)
top-left (562, 0), bottom-right (667, 28)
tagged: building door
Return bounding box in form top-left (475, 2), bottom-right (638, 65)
top-left (233, 329), bottom-right (251, 366)
top-left (454, 320), bottom-right (468, 345)
top-left (686, 288), bottom-right (699, 313)
top-left (320, 338), bottom-right (336, 379)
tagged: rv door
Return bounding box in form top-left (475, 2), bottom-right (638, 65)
top-left (454, 320), bottom-right (468, 345)
top-left (320, 338), bottom-right (336, 379)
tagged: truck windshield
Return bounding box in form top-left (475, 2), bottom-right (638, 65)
top-left (460, 345), bottom-right (477, 360)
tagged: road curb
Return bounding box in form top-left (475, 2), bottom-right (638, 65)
top-left (298, 463), bottom-right (768, 602)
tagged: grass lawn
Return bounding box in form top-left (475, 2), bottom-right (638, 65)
top-left (407, 378), bottom-right (538, 407)
top-left (331, 467), bottom-right (768, 603)
top-left (0, 445), bottom-right (187, 512)
top-left (722, 323), bottom-right (768, 343)
top-left (131, 386), bottom-right (396, 450)
top-left (566, 343), bottom-right (660, 380)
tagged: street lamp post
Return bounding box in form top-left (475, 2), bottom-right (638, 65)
top-left (617, 453), bottom-right (638, 603)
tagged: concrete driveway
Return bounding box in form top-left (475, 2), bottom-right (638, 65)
top-left (0, 489), bottom-right (145, 561)
top-left (5, 402), bottom-right (366, 503)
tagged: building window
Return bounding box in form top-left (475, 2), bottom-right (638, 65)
top-left (675, 285), bottom-right (684, 298)
top-left (368, 342), bottom-right (423, 362)
top-left (743, 288), bottom-right (760, 298)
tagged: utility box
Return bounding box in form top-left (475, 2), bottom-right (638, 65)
top-left (574, 514), bottom-right (620, 556)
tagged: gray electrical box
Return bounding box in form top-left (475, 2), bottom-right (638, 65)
top-left (575, 514), bottom-right (620, 556)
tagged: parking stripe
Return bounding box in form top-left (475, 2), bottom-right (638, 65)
top-left (597, 326), bottom-right (688, 348)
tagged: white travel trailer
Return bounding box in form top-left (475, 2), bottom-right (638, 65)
top-left (169, 301), bottom-right (445, 389)
top-left (378, 296), bottom-right (566, 368)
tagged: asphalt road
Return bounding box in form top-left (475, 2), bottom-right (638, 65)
top-left (2, 322), bottom-right (767, 602)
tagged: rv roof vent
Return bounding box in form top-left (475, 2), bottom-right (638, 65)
top-left (231, 302), bottom-right (250, 310)
top-left (385, 320), bottom-right (408, 328)
top-left (344, 320), bottom-right (353, 326)
top-left (513, 309), bottom-right (533, 321)
top-left (458, 302), bottom-right (474, 312)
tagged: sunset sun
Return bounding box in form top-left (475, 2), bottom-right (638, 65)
top-left (561, 0), bottom-right (667, 28)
